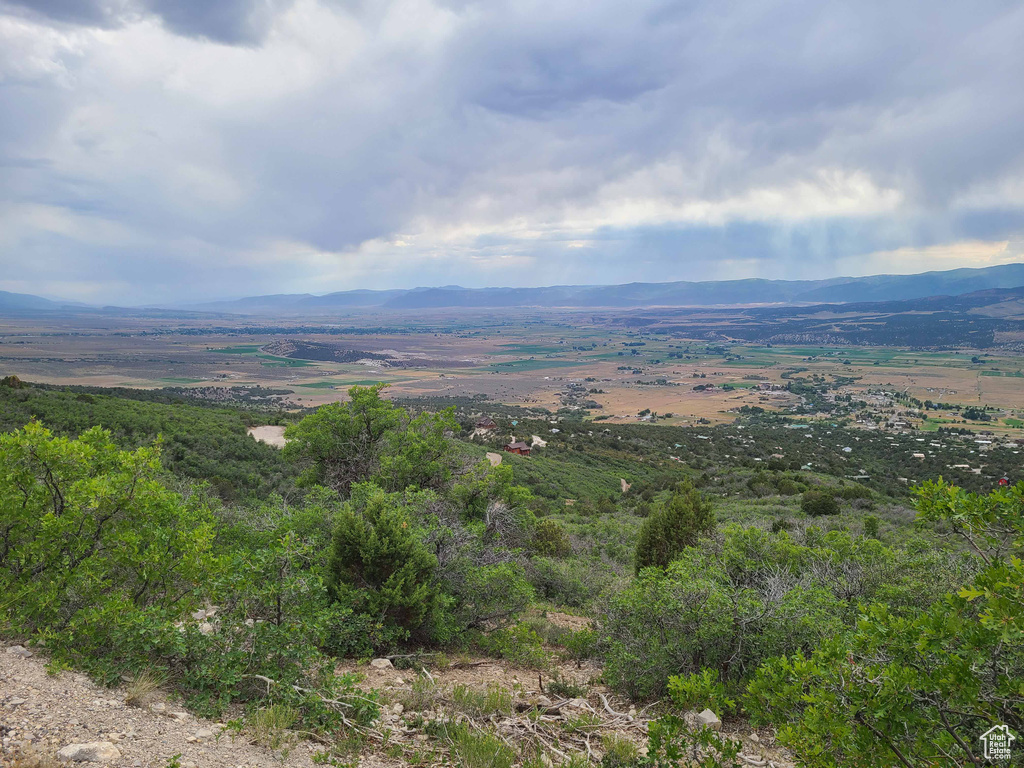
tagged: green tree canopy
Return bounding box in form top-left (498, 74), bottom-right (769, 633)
top-left (283, 384), bottom-right (458, 495)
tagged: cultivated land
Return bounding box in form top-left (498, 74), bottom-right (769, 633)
top-left (3, 307), bottom-right (1024, 435)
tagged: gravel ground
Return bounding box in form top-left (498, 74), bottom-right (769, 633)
top-left (0, 644), bottom-right (334, 768)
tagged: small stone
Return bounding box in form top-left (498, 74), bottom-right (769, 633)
top-left (195, 728), bottom-right (215, 740)
top-left (57, 741), bottom-right (122, 762)
top-left (6, 697), bottom-right (27, 707)
top-left (370, 658), bottom-right (393, 670)
top-left (169, 711), bottom-right (189, 722)
top-left (696, 708), bottom-right (721, 731)
top-left (149, 703), bottom-right (167, 714)
top-left (185, 736), bottom-right (198, 743)
top-left (536, 695), bottom-right (552, 707)
top-left (6, 645), bottom-right (33, 659)
top-left (394, 677), bottom-right (406, 685)
top-left (392, 703), bottom-right (404, 715)
top-left (192, 609), bottom-right (207, 621)
top-left (749, 732), bottom-right (760, 743)
top-left (199, 622), bottom-right (215, 635)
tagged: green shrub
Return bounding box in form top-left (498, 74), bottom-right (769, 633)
top-left (528, 556), bottom-right (614, 608)
top-left (862, 514), bottom-right (880, 538)
top-left (546, 672), bottom-right (588, 699)
top-left (534, 519), bottom-right (573, 557)
top-left (644, 714), bottom-right (743, 768)
top-left (475, 623), bottom-right (549, 669)
top-left (666, 669), bottom-right (737, 718)
top-left (560, 627), bottom-right (599, 668)
top-left (326, 484), bottom-right (441, 644)
top-left (800, 489), bottom-right (840, 517)
top-left (600, 734), bottom-right (640, 767)
top-left (746, 480), bottom-right (1024, 767)
top-left (634, 482), bottom-right (715, 573)
top-left (447, 725), bottom-right (516, 768)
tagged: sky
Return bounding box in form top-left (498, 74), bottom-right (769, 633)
top-left (1, 1), bottom-right (1024, 305)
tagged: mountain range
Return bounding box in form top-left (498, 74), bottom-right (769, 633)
top-left (4, 263), bottom-right (1024, 315)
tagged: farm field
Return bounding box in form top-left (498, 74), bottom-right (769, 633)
top-left (2, 307), bottom-right (1024, 436)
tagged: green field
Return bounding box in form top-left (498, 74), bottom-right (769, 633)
top-left (981, 370), bottom-right (1024, 377)
top-left (158, 377), bottom-right (205, 384)
top-left (295, 379), bottom-right (389, 389)
top-left (489, 359), bottom-right (586, 372)
top-left (494, 343), bottom-right (566, 355)
top-left (212, 345), bottom-right (262, 354)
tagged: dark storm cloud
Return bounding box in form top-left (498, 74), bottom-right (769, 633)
top-left (0, 0), bottom-right (292, 42)
top-left (1, 0), bottom-right (1023, 303)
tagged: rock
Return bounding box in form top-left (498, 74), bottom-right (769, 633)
top-left (6, 697), bottom-right (27, 707)
top-left (195, 728), bottom-right (215, 740)
top-left (536, 695), bottom-right (553, 707)
top-left (149, 703), bottom-right (166, 714)
top-left (57, 742), bottom-right (122, 762)
top-left (7, 645), bottom-right (33, 659)
top-left (199, 622), bottom-right (215, 635)
top-left (392, 703), bottom-right (404, 715)
top-left (370, 658), bottom-right (393, 670)
top-left (169, 711), bottom-right (189, 722)
top-left (696, 708), bottom-right (722, 731)
top-left (749, 732), bottom-right (760, 743)
top-left (191, 609), bottom-right (207, 621)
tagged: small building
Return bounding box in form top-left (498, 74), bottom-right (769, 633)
top-left (475, 416), bottom-right (498, 431)
top-left (504, 441), bottom-right (531, 456)
top-left (999, 476), bottom-right (1010, 487)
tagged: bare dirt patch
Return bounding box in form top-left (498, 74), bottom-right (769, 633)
top-left (247, 425), bottom-right (288, 448)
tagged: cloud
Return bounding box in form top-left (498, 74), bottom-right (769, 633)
top-left (0, 0), bottom-right (294, 43)
top-left (0, 0), bottom-right (1023, 303)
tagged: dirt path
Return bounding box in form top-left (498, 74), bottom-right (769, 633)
top-left (486, 451), bottom-right (503, 466)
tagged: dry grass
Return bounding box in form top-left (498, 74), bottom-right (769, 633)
top-left (5, 749), bottom-right (63, 768)
top-left (123, 668), bottom-right (165, 708)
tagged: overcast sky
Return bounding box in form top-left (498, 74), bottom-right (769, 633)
top-left (1, 0), bottom-right (1023, 304)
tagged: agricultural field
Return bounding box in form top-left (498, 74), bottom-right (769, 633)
top-left (3, 308), bottom-right (1024, 440)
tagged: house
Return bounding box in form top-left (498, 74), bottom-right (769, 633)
top-left (999, 476), bottom-right (1010, 487)
top-left (504, 441), bottom-right (531, 456)
top-left (475, 416), bottom-right (498, 431)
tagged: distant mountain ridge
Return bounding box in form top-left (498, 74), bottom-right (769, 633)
top-left (0, 291), bottom-right (75, 312)
top-left (4, 263), bottom-right (1024, 315)
top-left (178, 263), bottom-right (1024, 314)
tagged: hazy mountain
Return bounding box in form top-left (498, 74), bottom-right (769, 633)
top-left (166, 263), bottom-right (1024, 314)
top-left (0, 291), bottom-right (74, 312)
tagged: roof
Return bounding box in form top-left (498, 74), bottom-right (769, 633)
top-left (476, 416), bottom-right (497, 427)
top-left (506, 441), bottom-right (531, 450)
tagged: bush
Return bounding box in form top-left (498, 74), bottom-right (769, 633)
top-left (800, 489), bottom-right (840, 517)
top-left (666, 669), bottom-right (737, 718)
top-left (634, 483), bottom-right (715, 573)
top-left (862, 514), bottom-right (880, 538)
top-left (534, 519), bottom-right (573, 557)
top-left (326, 484), bottom-right (441, 644)
top-left (746, 480), bottom-right (1024, 767)
top-left (528, 556), bottom-right (615, 609)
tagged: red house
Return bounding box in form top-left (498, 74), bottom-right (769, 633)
top-left (998, 476), bottom-right (1010, 487)
top-left (505, 441), bottom-right (531, 456)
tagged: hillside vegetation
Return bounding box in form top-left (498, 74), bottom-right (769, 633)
top-left (1, 379), bottom-right (1021, 767)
